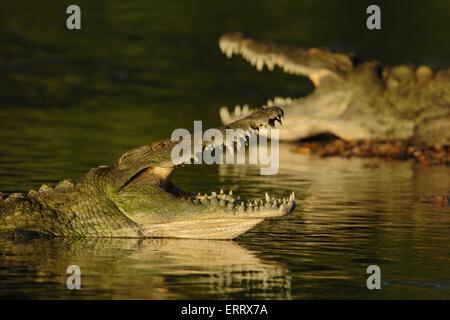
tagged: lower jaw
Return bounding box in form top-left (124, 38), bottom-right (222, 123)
top-left (142, 218), bottom-right (265, 240)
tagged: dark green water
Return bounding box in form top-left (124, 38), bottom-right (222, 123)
top-left (0, 0), bottom-right (449, 299)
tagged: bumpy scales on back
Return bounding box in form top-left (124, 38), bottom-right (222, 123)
top-left (0, 107), bottom-right (295, 239)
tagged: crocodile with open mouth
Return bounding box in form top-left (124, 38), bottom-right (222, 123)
top-left (219, 33), bottom-right (450, 147)
top-left (0, 107), bottom-right (295, 239)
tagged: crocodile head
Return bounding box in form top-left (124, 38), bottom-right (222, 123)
top-left (0, 107), bottom-right (294, 240)
top-left (106, 107), bottom-right (294, 239)
top-left (99, 107), bottom-right (295, 239)
top-left (218, 33), bottom-right (450, 146)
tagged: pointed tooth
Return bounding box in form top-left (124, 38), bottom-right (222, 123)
top-left (242, 104), bottom-right (249, 115)
top-left (279, 204), bottom-right (288, 215)
top-left (234, 105), bottom-right (241, 117)
top-left (265, 193), bottom-right (270, 202)
top-left (220, 107), bottom-right (231, 123)
top-left (289, 192), bottom-right (295, 202)
top-left (229, 190), bottom-right (233, 196)
top-left (275, 97), bottom-right (284, 105)
top-left (256, 59), bottom-right (263, 71)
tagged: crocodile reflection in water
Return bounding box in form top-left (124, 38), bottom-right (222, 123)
top-left (0, 237), bottom-right (291, 299)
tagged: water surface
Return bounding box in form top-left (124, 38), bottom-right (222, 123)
top-left (0, 0), bottom-right (449, 299)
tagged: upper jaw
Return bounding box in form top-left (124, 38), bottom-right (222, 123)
top-left (219, 32), bottom-right (352, 82)
top-left (220, 98), bottom-right (296, 125)
top-left (114, 106), bottom-right (295, 239)
top-left (219, 32), bottom-right (314, 75)
top-left (171, 106), bottom-right (285, 166)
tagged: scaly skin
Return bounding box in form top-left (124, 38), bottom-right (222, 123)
top-left (219, 33), bottom-right (450, 147)
top-left (0, 107), bottom-right (295, 240)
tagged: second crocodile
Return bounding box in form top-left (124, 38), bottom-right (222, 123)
top-left (219, 33), bottom-right (450, 147)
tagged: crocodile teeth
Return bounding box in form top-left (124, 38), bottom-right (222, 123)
top-left (256, 59), bottom-right (264, 71)
top-left (219, 107), bottom-right (231, 123)
top-left (226, 48), bottom-right (233, 58)
top-left (220, 35), bottom-right (308, 76)
top-left (191, 189), bottom-right (296, 215)
top-left (279, 203), bottom-right (288, 214)
top-left (219, 104), bottom-right (263, 125)
top-left (234, 105), bottom-right (241, 117)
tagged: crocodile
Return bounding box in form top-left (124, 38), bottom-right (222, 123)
top-left (219, 33), bottom-right (450, 147)
top-left (0, 107), bottom-right (295, 240)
